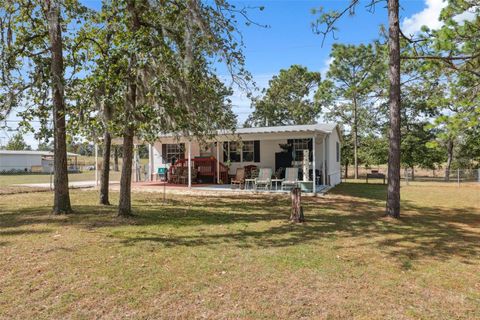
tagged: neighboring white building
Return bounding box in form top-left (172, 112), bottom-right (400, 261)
top-left (0, 150), bottom-right (79, 173)
top-left (147, 123), bottom-right (342, 190)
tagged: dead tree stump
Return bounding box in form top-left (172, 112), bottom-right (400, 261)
top-left (290, 187), bottom-right (305, 223)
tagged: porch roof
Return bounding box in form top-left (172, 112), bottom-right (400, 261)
top-left (157, 123), bottom-right (339, 139)
top-left (217, 123), bottom-right (338, 136)
top-left (111, 123), bottom-right (340, 145)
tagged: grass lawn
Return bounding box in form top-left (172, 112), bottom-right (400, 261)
top-left (0, 183), bottom-right (479, 319)
top-left (0, 171), bottom-right (121, 186)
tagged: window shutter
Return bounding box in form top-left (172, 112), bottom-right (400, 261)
top-left (254, 140), bottom-right (260, 162)
top-left (179, 143), bottom-right (185, 159)
top-left (161, 144), bottom-right (167, 164)
top-left (287, 139), bottom-right (294, 159)
top-left (223, 142), bottom-right (228, 162)
top-left (308, 138), bottom-right (313, 162)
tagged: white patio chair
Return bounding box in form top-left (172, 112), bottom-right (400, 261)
top-left (254, 168), bottom-right (272, 191)
top-left (282, 167), bottom-right (299, 190)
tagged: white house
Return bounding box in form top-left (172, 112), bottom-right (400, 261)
top-left (144, 123), bottom-right (342, 192)
top-left (0, 150), bottom-right (79, 173)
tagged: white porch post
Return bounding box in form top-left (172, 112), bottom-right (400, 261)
top-left (94, 143), bottom-right (99, 187)
top-left (148, 144), bottom-right (154, 181)
top-left (216, 142), bottom-right (220, 184)
top-left (188, 140), bottom-right (192, 188)
top-left (322, 136), bottom-right (326, 185)
top-left (339, 140), bottom-right (342, 183)
top-left (312, 135), bottom-right (316, 194)
top-left (133, 145), bottom-right (138, 182)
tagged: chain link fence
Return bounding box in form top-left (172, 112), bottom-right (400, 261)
top-left (404, 168), bottom-right (480, 185)
top-left (341, 166), bottom-right (480, 186)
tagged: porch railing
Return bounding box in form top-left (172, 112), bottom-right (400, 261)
top-left (169, 157), bottom-right (228, 184)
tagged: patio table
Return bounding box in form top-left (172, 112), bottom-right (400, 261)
top-left (298, 181), bottom-right (314, 193)
top-left (271, 179), bottom-right (284, 190)
top-left (244, 178), bottom-right (255, 190)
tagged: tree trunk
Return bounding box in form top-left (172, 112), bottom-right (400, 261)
top-left (118, 0), bottom-right (140, 217)
top-left (118, 126), bottom-right (134, 216)
top-left (410, 166), bottom-right (414, 181)
top-left (99, 131), bottom-right (111, 205)
top-left (114, 146), bottom-right (119, 171)
top-left (290, 187), bottom-right (305, 223)
top-left (353, 95), bottom-right (359, 180)
top-left (98, 14), bottom-right (114, 205)
top-left (386, 0), bottom-right (401, 218)
top-left (47, 0), bottom-right (72, 214)
top-left (445, 139), bottom-right (453, 182)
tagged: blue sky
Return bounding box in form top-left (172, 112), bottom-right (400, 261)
top-left (3, 0), bottom-right (446, 148)
top-left (224, 0), bottom-right (427, 122)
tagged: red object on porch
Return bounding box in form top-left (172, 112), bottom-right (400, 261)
top-left (168, 157), bottom-right (228, 184)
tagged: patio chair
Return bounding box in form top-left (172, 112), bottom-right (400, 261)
top-left (254, 168), bottom-right (273, 191)
top-left (244, 165), bottom-right (258, 179)
top-left (231, 168), bottom-right (245, 189)
top-left (282, 167), bottom-right (299, 190)
top-left (179, 167), bottom-right (197, 185)
top-left (244, 165), bottom-right (258, 190)
top-left (170, 167), bottom-right (184, 184)
top-left (274, 167), bottom-right (285, 179)
top-left (250, 167), bottom-right (259, 178)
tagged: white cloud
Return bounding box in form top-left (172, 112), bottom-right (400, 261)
top-left (453, 8), bottom-right (477, 23)
top-left (402, 0), bottom-right (447, 35)
top-left (320, 57), bottom-right (334, 78)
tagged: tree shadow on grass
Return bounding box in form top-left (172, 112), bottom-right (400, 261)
top-left (0, 203), bottom-right (115, 229)
top-left (0, 229), bottom-right (52, 236)
top-left (0, 187), bottom-right (479, 265)
top-left (114, 196), bottom-right (480, 265)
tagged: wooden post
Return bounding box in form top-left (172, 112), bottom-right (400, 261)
top-left (290, 187), bottom-right (305, 223)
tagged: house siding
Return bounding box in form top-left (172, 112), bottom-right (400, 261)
top-left (327, 129), bottom-right (342, 186)
top-left (150, 127), bottom-right (339, 186)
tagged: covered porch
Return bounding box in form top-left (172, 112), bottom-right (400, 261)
top-left (143, 123), bottom-right (342, 195)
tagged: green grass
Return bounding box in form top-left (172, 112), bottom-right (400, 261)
top-left (0, 171), bottom-right (121, 186)
top-left (0, 183), bottom-right (479, 319)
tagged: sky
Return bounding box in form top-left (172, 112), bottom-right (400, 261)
top-left (2, 0), bottom-right (448, 149)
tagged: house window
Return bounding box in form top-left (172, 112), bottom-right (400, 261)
top-left (165, 143), bottom-right (185, 164)
top-left (223, 140), bottom-right (259, 163)
top-left (292, 139), bottom-right (311, 161)
top-left (336, 142), bottom-right (340, 162)
top-left (225, 141), bottom-right (241, 162)
top-left (242, 141), bottom-right (254, 162)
